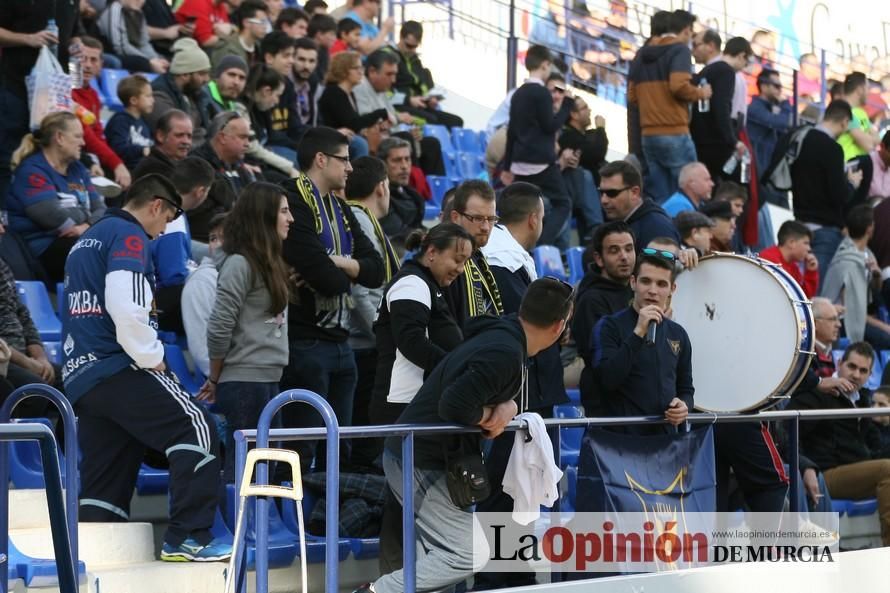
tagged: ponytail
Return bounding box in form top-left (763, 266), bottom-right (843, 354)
top-left (12, 111), bottom-right (78, 170)
top-left (11, 134), bottom-right (39, 170)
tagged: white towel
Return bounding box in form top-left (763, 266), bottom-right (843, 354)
top-left (502, 412), bottom-right (563, 525)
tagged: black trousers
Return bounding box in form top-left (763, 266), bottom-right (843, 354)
top-left (513, 164), bottom-right (572, 247)
top-left (75, 365), bottom-right (220, 546)
top-left (715, 421), bottom-right (789, 513)
top-left (38, 236), bottom-right (79, 284)
top-left (156, 283), bottom-right (185, 335)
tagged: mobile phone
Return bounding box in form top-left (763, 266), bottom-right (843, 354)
top-left (187, 16), bottom-right (198, 24)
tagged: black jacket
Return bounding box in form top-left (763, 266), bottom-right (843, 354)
top-left (786, 388), bottom-right (880, 471)
top-left (189, 142), bottom-right (258, 242)
top-left (559, 125), bottom-right (609, 183)
top-left (317, 84), bottom-right (387, 133)
top-left (690, 60), bottom-right (737, 149)
top-left (281, 181), bottom-right (384, 343)
top-left (791, 127), bottom-right (854, 227)
top-left (132, 147), bottom-right (176, 179)
top-left (626, 199), bottom-right (680, 247)
top-left (505, 81), bottom-right (574, 168)
top-left (379, 183), bottom-right (425, 245)
top-left (386, 314), bottom-right (528, 469)
top-left (572, 272), bottom-right (633, 414)
top-left (148, 73), bottom-right (207, 146)
top-left (490, 264), bottom-right (568, 410)
top-left (371, 259), bottom-right (463, 424)
top-left (589, 307), bottom-right (694, 434)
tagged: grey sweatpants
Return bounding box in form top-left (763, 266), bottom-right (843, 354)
top-left (374, 451), bottom-right (486, 593)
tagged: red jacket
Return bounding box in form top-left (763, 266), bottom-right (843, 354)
top-left (759, 245), bottom-right (819, 297)
top-left (175, 0), bottom-right (230, 47)
top-left (72, 86), bottom-right (124, 171)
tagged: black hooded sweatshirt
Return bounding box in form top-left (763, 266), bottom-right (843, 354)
top-left (625, 198), bottom-right (680, 247)
top-left (385, 314), bottom-right (528, 469)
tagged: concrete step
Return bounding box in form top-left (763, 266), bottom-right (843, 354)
top-left (9, 489), bottom-right (53, 530)
top-left (10, 522), bottom-right (155, 568)
top-left (85, 561), bottom-right (226, 593)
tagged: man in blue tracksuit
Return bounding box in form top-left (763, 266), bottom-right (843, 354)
top-left (62, 174), bottom-right (230, 562)
top-left (589, 249), bottom-right (694, 434)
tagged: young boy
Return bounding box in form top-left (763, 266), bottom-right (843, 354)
top-left (758, 219), bottom-right (819, 297)
top-left (329, 18), bottom-right (361, 56)
top-left (105, 75), bottom-right (155, 171)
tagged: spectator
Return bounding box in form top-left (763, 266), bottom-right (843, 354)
top-left (343, 0), bottom-right (394, 56)
top-left (821, 204), bottom-right (888, 347)
top-left (304, 0), bottom-right (329, 16)
top-left (211, 0), bottom-right (269, 69)
top-left (838, 72), bottom-right (881, 164)
top-left (558, 97), bottom-right (607, 242)
top-left (190, 112), bottom-right (257, 243)
top-left (279, 127), bottom-right (384, 470)
top-left (0, 0), bottom-right (78, 209)
top-left (809, 297), bottom-right (843, 382)
top-left (869, 131), bottom-right (890, 199)
top-left (798, 53), bottom-right (823, 103)
top-left (98, 0), bottom-right (170, 73)
top-left (343, 156), bottom-right (399, 450)
top-left (199, 182), bottom-right (292, 481)
top-left (560, 97), bottom-right (609, 184)
top-left (308, 14), bottom-right (337, 81)
top-left (791, 100), bottom-right (862, 278)
top-left (73, 37), bottom-right (133, 190)
top-left (787, 342), bottom-right (890, 546)
top-left (387, 21), bottom-right (464, 129)
top-left (572, 221), bottom-right (636, 414)
top-left (143, 0), bottom-right (190, 58)
top-left (330, 17), bottom-right (362, 57)
top-left (0, 256), bottom-right (61, 395)
top-left (330, 0), bottom-right (353, 20)
top-left (446, 180), bottom-right (504, 324)
top-left (759, 220), bottom-right (820, 298)
top-left (147, 38), bottom-right (212, 148)
top-left (318, 51), bottom-right (387, 158)
top-left (627, 9), bottom-right (710, 201)
top-left (7, 112), bottom-right (107, 283)
top-left (747, 68), bottom-right (794, 206)
top-left (244, 63), bottom-right (294, 166)
top-left (105, 75), bottom-right (155, 172)
top-left (151, 156), bottom-right (215, 333)
top-left (598, 160), bottom-right (680, 248)
top-left (675, 210), bottom-right (715, 255)
top-left (133, 109), bottom-right (193, 179)
top-left (712, 181), bottom-right (748, 218)
top-left (274, 7), bottom-right (309, 39)
top-left (699, 199), bottom-right (736, 252)
top-left (661, 162), bottom-right (714, 216)
top-left (723, 37), bottom-right (754, 131)
top-left (62, 173), bottom-right (231, 562)
top-left (264, 0), bottom-right (285, 24)
top-left (360, 278), bottom-right (573, 593)
top-left (376, 137), bottom-right (425, 246)
top-left (870, 387), bottom-right (890, 459)
top-left (175, 0), bottom-right (236, 48)
top-left (182, 213), bottom-right (227, 378)
top-left (505, 45), bottom-right (574, 247)
top-left (588, 249), bottom-right (692, 434)
top-left (261, 32), bottom-right (310, 152)
top-left (292, 38), bottom-right (320, 129)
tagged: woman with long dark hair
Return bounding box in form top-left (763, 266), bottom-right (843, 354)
top-left (199, 181), bottom-right (294, 480)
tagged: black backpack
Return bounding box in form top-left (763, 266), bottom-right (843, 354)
top-left (760, 124), bottom-right (813, 192)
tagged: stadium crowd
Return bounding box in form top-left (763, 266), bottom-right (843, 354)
top-left (1, 0), bottom-right (890, 589)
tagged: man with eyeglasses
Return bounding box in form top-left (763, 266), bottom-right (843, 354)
top-left (447, 179), bottom-right (504, 325)
top-left (747, 68), bottom-right (793, 206)
top-left (210, 0), bottom-right (269, 70)
top-left (279, 126), bottom-right (384, 470)
top-left (62, 174), bottom-right (232, 563)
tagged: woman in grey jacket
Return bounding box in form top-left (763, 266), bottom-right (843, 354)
top-left (198, 182), bottom-right (294, 480)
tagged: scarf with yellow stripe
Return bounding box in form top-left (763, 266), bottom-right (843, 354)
top-left (461, 251), bottom-right (503, 317)
top-left (347, 201), bottom-right (400, 283)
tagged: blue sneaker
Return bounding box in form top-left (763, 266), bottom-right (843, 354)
top-left (160, 537), bottom-right (232, 562)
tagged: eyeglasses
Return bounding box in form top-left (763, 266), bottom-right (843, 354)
top-left (323, 152), bottom-right (350, 164)
top-left (457, 211), bottom-right (500, 225)
top-left (641, 247), bottom-right (676, 261)
top-left (247, 17), bottom-right (270, 26)
top-left (156, 196), bottom-right (183, 220)
top-left (598, 186), bottom-right (632, 198)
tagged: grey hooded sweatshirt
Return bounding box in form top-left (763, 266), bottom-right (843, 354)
top-left (820, 236), bottom-right (873, 343)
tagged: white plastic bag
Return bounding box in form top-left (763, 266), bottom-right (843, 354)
top-left (26, 46), bottom-right (72, 130)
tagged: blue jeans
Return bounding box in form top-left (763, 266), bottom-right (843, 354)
top-left (561, 167), bottom-right (603, 247)
top-left (640, 133), bottom-right (697, 203)
top-left (215, 381), bottom-right (280, 482)
top-left (810, 226), bottom-right (843, 291)
top-left (280, 338), bottom-right (358, 470)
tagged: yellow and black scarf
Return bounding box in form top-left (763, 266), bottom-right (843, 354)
top-left (347, 201), bottom-right (400, 283)
top-left (461, 252), bottom-right (503, 318)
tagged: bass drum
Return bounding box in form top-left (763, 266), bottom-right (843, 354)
top-left (671, 253), bottom-right (814, 413)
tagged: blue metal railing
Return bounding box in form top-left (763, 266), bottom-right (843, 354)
top-left (0, 421), bottom-right (77, 593)
top-left (0, 384), bottom-right (79, 593)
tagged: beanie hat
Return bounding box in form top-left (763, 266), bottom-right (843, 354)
top-left (170, 38), bottom-right (211, 75)
top-left (213, 55), bottom-right (249, 79)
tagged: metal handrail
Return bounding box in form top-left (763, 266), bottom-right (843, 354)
top-left (0, 422), bottom-right (77, 593)
top-left (237, 399), bottom-right (890, 593)
top-left (0, 384), bottom-right (79, 593)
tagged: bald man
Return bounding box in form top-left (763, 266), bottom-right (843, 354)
top-left (661, 162), bottom-right (714, 217)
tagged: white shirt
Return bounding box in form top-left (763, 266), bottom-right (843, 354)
top-left (481, 225), bottom-right (537, 282)
top-left (503, 412), bottom-right (563, 525)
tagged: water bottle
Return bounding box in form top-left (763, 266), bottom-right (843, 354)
top-left (739, 148), bottom-right (751, 183)
top-left (722, 152), bottom-right (739, 176)
top-left (45, 18), bottom-right (59, 57)
top-left (697, 77), bottom-right (709, 113)
top-left (68, 42), bottom-right (82, 89)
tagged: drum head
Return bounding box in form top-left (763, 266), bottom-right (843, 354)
top-left (672, 255), bottom-right (804, 413)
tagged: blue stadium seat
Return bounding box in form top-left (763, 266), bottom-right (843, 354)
top-left (140, 72), bottom-right (159, 83)
top-left (559, 465), bottom-right (577, 513)
top-left (222, 484), bottom-right (298, 568)
top-left (830, 499), bottom-right (850, 516)
top-left (135, 463), bottom-right (169, 495)
top-left (553, 404), bottom-right (584, 468)
top-left (9, 419), bottom-right (64, 489)
top-left (99, 69), bottom-right (128, 111)
top-left (279, 491), bottom-right (352, 562)
top-left (55, 282), bottom-right (64, 316)
top-left (565, 246), bottom-right (586, 285)
top-left (424, 203), bottom-right (441, 220)
top-left (846, 498), bottom-right (879, 516)
top-left (427, 175), bottom-right (451, 206)
top-left (533, 246), bottom-right (567, 281)
top-left (456, 152), bottom-right (485, 180)
top-left (8, 538), bottom-right (86, 588)
top-left (163, 343), bottom-right (205, 395)
top-left (43, 342), bottom-right (61, 365)
top-left (836, 337), bottom-right (850, 350)
top-left (478, 130), bottom-right (491, 152)
top-left (565, 388), bottom-right (580, 405)
top-left (423, 124), bottom-right (456, 154)
top-left (15, 281), bottom-right (62, 341)
top-left (452, 127), bottom-right (483, 154)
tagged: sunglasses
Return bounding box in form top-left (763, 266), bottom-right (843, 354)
top-left (641, 247), bottom-right (676, 261)
top-left (598, 186), bottom-right (632, 198)
top-left (156, 195), bottom-right (183, 220)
